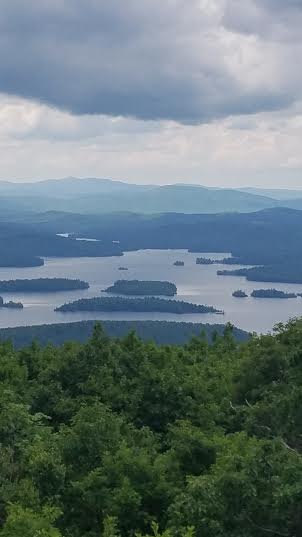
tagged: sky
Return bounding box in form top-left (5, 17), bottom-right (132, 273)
top-left (1, 0), bottom-right (302, 187)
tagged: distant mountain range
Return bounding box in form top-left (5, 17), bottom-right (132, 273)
top-left (237, 187), bottom-right (302, 201)
top-left (1, 177), bottom-right (302, 215)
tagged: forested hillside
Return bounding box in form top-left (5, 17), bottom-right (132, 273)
top-left (0, 320), bottom-right (248, 348)
top-left (0, 178), bottom-right (286, 214)
top-left (0, 320), bottom-right (301, 536)
top-left (2, 208), bottom-right (302, 283)
top-left (0, 223), bottom-right (122, 268)
top-left (18, 207), bottom-right (302, 275)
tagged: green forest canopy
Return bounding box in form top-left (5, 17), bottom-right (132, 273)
top-left (0, 319), bottom-right (301, 536)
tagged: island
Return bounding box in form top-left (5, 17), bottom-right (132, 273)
top-left (55, 296), bottom-right (222, 314)
top-left (217, 269), bottom-right (245, 277)
top-left (118, 267), bottom-right (128, 271)
top-left (103, 280), bottom-right (177, 296)
top-left (251, 289), bottom-right (297, 299)
top-left (232, 290), bottom-right (248, 298)
top-left (0, 278), bottom-right (90, 293)
top-left (0, 297), bottom-right (23, 309)
top-left (196, 257), bottom-right (215, 265)
top-left (174, 261), bottom-right (184, 266)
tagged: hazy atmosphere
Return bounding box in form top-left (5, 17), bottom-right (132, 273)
top-left (1, 4), bottom-right (302, 537)
top-left (1, 0), bottom-right (302, 186)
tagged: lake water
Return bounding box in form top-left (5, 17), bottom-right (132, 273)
top-left (0, 249), bottom-right (302, 333)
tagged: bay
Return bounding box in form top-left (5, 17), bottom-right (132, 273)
top-left (0, 249), bottom-right (301, 333)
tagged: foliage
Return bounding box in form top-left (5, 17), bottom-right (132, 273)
top-left (0, 320), bottom-right (301, 536)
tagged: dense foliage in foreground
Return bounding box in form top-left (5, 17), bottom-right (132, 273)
top-left (0, 320), bottom-right (301, 537)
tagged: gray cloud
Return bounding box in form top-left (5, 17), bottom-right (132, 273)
top-left (0, 0), bottom-right (301, 122)
top-left (224, 0), bottom-right (302, 40)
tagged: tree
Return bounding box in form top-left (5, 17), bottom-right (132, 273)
top-left (0, 505), bottom-right (62, 537)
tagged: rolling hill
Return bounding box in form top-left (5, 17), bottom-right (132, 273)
top-left (0, 177), bottom-right (284, 214)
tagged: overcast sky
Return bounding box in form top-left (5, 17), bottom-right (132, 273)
top-left (1, 0), bottom-right (302, 187)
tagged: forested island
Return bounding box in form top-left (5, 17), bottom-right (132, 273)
top-left (0, 319), bottom-right (300, 536)
top-left (196, 257), bottom-right (215, 265)
top-left (232, 290), bottom-right (248, 298)
top-left (0, 296), bottom-right (23, 309)
top-left (173, 260), bottom-right (184, 266)
top-left (56, 296), bottom-right (221, 314)
top-left (0, 278), bottom-right (90, 292)
top-left (251, 289), bottom-right (297, 299)
top-left (104, 280), bottom-right (177, 296)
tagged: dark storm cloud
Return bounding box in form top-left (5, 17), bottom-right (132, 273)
top-left (0, 0), bottom-right (300, 122)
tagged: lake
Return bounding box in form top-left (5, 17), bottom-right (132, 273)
top-left (0, 249), bottom-right (301, 333)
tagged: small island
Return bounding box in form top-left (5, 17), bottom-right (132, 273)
top-left (118, 267), bottom-right (128, 271)
top-left (217, 269), bottom-right (244, 277)
top-left (174, 261), bottom-right (184, 266)
top-left (251, 289), bottom-right (297, 299)
top-left (55, 296), bottom-right (222, 314)
top-left (0, 297), bottom-right (23, 309)
top-left (3, 301), bottom-right (24, 309)
top-left (103, 280), bottom-right (177, 296)
top-left (232, 290), bottom-right (248, 298)
top-left (196, 257), bottom-right (215, 265)
top-left (0, 278), bottom-right (90, 293)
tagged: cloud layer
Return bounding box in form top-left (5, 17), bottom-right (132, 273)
top-left (1, 0), bottom-right (302, 122)
top-left (0, 1), bottom-right (301, 186)
top-left (1, 93), bottom-right (302, 187)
